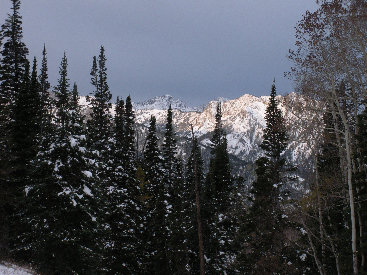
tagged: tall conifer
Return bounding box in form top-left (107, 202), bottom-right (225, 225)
top-left (23, 55), bottom-right (97, 273)
top-left (203, 102), bottom-right (232, 272)
top-left (161, 105), bottom-right (187, 272)
top-left (38, 45), bottom-right (52, 136)
top-left (235, 82), bottom-right (294, 273)
top-left (105, 96), bottom-right (141, 273)
top-left (185, 136), bottom-right (205, 273)
top-left (143, 115), bottom-right (169, 273)
top-left (86, 46), bottom-right (113, 269)
top-left (0, 1), bottom-right (29, 253)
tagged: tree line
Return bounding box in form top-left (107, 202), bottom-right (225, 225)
top-left (1, 0), bottom-right (367, 274)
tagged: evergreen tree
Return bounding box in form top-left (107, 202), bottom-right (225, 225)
top-left (235, 82), bottom-right (295, 273)
top-left (123, 95), bottom-right (137, 178)
top-left (0, 0), bottom-right (29, 113)
top-left (203, 102), bottom-right (233, 272)
top-left (21, 55), bottom-right (97, 273)
top-left (87, 46), bottom-right (112, 155)
top-left (105, 96), bottom-right (141, 273)
top-left (0, 0), bottom-right (30, 173)
top-left (54, 53), bottom-right (70, 132)
top-left (185, 136), bottom-right (205, 274)
top-left (86, 46), bottom-right (113, 270)
top-left (143, 115), bottom-right (170, 273)
top-left (161, 105), bottom-right (187, 272)
top-left (13, 46), bottom-right (55, 264)
top-left (87, 48), bottom-right (112, 178)
top-left (0, 0), bottom-right (29, 255)
top-left (122, 95), bottom-right (142, 270)
top-left (38, 44), bottom-right (51, 136)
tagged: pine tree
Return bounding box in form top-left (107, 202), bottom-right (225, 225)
top-left (235, 82), bottom-right (294, 273)
top-left (10, 57), bottom-right (42, 252)
top-left (203, 102), bottom-right (233, 272)
top-left (143, 115), bottom-right (170, 273)
top-left (0, 0), bottom-right (29, 172)
top-left (87, 47), bottom-right (112, 172)
top-left (105, 96), bottom-right (141, 273)
top-left (22, 55), bottom-right (97, 273)
top-left (161, 104), bottom-right (187, 272)
top-left (12, 46), bottom-right (55, 263)
top-left (185, 135), bottom-right (205, 274)
top-left (123, 95), bottom-right (137, 178)
top-left (87, 46), bottom-right (112, 155)
top-left (0, 0), bottom-right (29, 112)
top-left (38, 44), bottom-right (51, 136)
top-left (122, 95), bottom-right (142, 270)
top-left (0, 0), bottom-right (29, 255)
top-left (86, 46), bottom-right (113, 270)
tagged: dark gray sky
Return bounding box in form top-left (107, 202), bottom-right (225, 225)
top-left (0, 0), bottom-right (317, 105)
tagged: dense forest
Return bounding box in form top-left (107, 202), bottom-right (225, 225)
top-left (1, 0), bottom-right (367, 274)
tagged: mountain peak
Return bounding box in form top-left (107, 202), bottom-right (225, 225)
top-left (133, 94), bottom-right (196, 112)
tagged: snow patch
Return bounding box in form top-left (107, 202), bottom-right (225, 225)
top-left (83, 185), bottom-right (93, 196)
top-left (0, 263), bottom-right (34, 275)
top-left (83, 171), bottom-right (93, 178)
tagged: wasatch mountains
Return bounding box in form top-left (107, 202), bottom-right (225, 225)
top-left (80, 93), bottom-right (313, 179)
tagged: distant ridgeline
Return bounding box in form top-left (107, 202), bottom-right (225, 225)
top-left (79, 93), bottom-right (317, 181)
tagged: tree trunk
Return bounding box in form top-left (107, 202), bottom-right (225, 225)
top-left (191, 125), bottom-right (205, 275)
top-left (331, 84), bottom-right (358, 274)
top-left (303, 218), bottom-right (325, 275)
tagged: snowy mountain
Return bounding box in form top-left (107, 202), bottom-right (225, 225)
top-left (0, 263), bottom-right (34, 275)
top-left (135, 94), bottom-right (311, 156)
top-left (133, 94), bottom-right (199, 112)
top-left (79, 93), bottom-right (316, 179)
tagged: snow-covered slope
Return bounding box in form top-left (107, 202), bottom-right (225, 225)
top-left (133, 94), bottom-right (198, 112)
top-left (0, 263), bottom-right (34, 275)
top-left (134, 93), bottom-right (312, 165)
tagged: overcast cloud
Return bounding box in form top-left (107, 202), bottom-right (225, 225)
top-left (0, 0), bottom-right (317, 105)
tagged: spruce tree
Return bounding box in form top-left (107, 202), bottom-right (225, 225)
top-left (161, 104), bottom-right (187, 272)
top-left (86, 46), bottom-right (113, 269)
top-left (0, 0), bottom-right (29, 254)
top-left (123, 95), bottom-right (137, 178)
top-left (203, 102), bottom-right (232, 272)
top-left (105, 96), bottom-right (141, 273)
top-left (38, 44), bottom-right (51, 136)
top-left (185, 136), bottom-right (205, 274)
top-left (0, 0), bottom-right (29, 109)
top-left (123, 95), bottom-right (142, 270)
top-left (13, 47), bottom-right (55, 264)
top-left (235, 82), bottom-right (294, 273)
top-left (22, 55), bottom-right (97, 273)
top-left (87, 46), bottom-right (112, 155)
top-left (87, 46), bottom-right (112, 177)
top-left (0, 0), bottom-right (29, 173)
top-left (143, 115), bottom-right (169, 273)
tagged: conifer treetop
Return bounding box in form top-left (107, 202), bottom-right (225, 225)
top-left (0, 0), bottom-right (29, 98)
top-left (261, 82), bottom-right (288, 161)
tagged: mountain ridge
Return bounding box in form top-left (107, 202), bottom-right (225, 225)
top-left (78, 92), bottom-right (314, 179)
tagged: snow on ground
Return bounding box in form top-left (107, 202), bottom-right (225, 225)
top-left (0, 263), bottom-right (34, 275)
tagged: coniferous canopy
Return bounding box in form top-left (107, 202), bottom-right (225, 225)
top-left (203, 102), bottom-right (233, 273)
top-left (143, 115), bottom-right (169, 273)
top-left (236, 81), bottom-right (295, 273)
